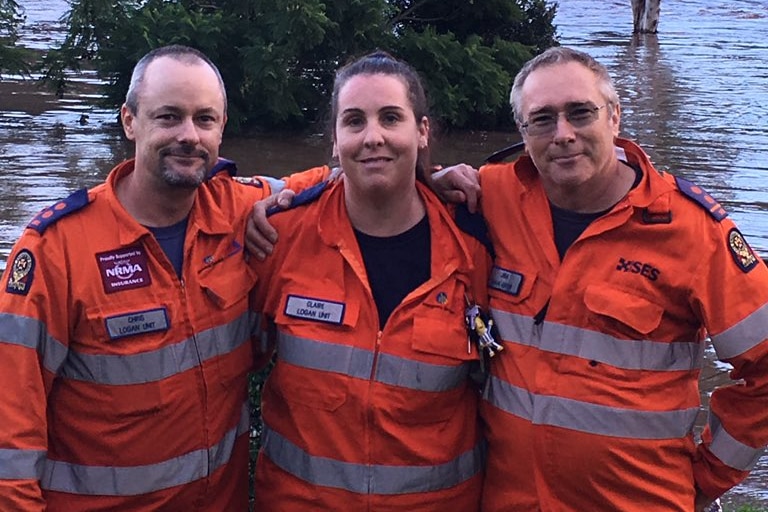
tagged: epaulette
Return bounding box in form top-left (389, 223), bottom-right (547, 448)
top-left (674, 176), bottom-right (728, 221)
top-left (266, 180), bottom-right (331, 217)
top-left (484, 142), bottom-right (526, 164)
top-left (207, 158), bottom-right (237, 178)
top-left (454, 204), bottom-right (496, 259)
top-left (27, 188), bottom-right (91, 234)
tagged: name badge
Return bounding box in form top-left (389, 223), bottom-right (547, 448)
top-left (284, 295), bottom-right (345, 325)
top-left (105, 308), bottom-right (169, 340)
top-left (489, 266), bottom-right (524, 296)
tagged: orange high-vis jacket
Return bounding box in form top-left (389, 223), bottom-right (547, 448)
top-left (251, 178), bottom-right (491, 511)
top-left (0, 158), bottom-right (328, 511)
top-left (479, 138), bottom-right (768, 511)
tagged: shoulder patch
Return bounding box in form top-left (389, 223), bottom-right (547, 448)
top-left (674, 176), bottom-right (727, 221)
top-left (266, 180), bottom-right (331, 217)
top-left (454, 204), bottom-right (496, 259)
top-left (27, 188), bottom-right (91, 234)
top-left (6, 249), bottom-right (35, 295)
top-left (727, 228), bottom-right (759, 273)
top-left (207, 158), bottom-right (238, 178)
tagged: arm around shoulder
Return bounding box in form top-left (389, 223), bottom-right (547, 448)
top-left (280, 165), bottom-right (334, 194)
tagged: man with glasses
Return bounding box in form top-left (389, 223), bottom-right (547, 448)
top-left (434, 46), bottom-right (768, 511)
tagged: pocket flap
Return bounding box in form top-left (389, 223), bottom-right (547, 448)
top-left (584, 285), bottom-right (664, 335)
top-left (199, 257), bottom-right (257, 309)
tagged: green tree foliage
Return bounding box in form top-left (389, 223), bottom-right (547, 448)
top-left (40, 0), bottom-right (557, 133)
top-left (0, 0), bottom-right (32, 77)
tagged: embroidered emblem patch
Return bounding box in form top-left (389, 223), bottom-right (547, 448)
top-left (489, 266), bottom-right (524, 296)
top-left (96, 247), bottom-right (152, 294)
top-left (728, 229), bottom-right (758, 273)
top-left (6, 249), bottom-right (35, 295)
top-left (105, 308), bottom-right (170, 340)
top-left (284, 295), bottom-right (345, 324)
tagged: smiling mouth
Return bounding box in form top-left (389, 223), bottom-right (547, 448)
top-left (552, 153), bottom-right (582, 162)
top-left (161, 147), bottom-right (207, 160)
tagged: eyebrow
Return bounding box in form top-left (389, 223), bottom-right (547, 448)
top-left (528, 101), bottom-right (594, 114)
top-left (149, 105), bottom-right (220, 116)
top-left (341, 104), bottom-right (406, 113)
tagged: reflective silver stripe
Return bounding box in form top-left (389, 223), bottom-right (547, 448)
top-left (0, 448), bottom-right (46, 479)
top-left (489, 308), bottom-right (538, 348)
top-left (710, 303), bottom-right (768, 360)
top-left (708, 412), bottom-right (766, 471)
top-left (484, 375), bottom-right (534, 421)
top-left (485, 376), bottom-right (698, 440)
top-left (279, 332), bottom-right (469, 392)
top-left (533, 392), bottom-right (698, 439)
top-left (0, 312), bottom-right (69, 374)
top-left (261, 424), bottom-right (483, 494)
top-left (279, 332), bottom-right (373, 380)
top-left (542, 321), bottom-right (704, 371)
top-left (0, 312), bottom-right (43, 350)
top-left (490, 308), bottom-right (703, 371)
top-left (41, 402), bottom-right (250, 496)
top-left (61, 311), bottom-right (253, 385)
top-left (375, 353), bottom-right (469, 392)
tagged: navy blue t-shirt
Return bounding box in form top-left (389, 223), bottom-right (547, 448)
top-left (354, 215), bottom-right (430, 329)
top-left (148, 216), bottom-right (189, 277)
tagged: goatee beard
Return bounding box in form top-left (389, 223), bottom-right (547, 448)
top-left (159, 145), bottom-right (209, 189)
top-left (161, 167), bottom-right (206, 189)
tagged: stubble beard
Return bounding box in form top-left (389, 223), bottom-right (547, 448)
top-left (161, 163), bottom-right (206, 189)
top-left (159, 145), bottom-right (209, 189)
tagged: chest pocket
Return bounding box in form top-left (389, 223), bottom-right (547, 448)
top-left (584, 284), bottom-right (664, 337)
top-left (410, 281), bottom-right (472, 363)
top-left (269, 292), bottom-right (361, 411)
top-left (197, 248), bottom-right (258, 391)
top-left (398, 280), bottom-right (476, 425)
top-left (198, 246), bottom-right (257, 310)
top-left (81, 301), bottom-right (172, 417)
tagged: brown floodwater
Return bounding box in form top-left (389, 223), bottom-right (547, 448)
top-left (1, 0), bottom-right (767, 504)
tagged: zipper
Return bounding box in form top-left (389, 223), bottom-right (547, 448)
top-left (369, 330), bottom-right (383, 380)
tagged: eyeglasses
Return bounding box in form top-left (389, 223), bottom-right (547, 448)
top-left (520, 102), bottom-right (610, 137)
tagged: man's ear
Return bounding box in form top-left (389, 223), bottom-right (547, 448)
top-left (120, 104), bottom-right (136, 141)
top-left (610, 102), bottom-right (621, 138)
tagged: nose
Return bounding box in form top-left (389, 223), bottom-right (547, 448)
top-left (552, 112), bottom-right (576, 143)
top-left (363, 121), bottom-right (385, 148)
top-left (176, 117), bottom-right (201, 144)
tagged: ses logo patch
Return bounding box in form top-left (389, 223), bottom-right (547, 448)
top-left (616, 258), bottom-right (661, 281)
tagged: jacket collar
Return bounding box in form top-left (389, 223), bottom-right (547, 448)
top-left (315, 179), bottom-right (474, 274)
top-left (510, 137), bottom-right (674, 209)
top-left (105, 159), bottom-right (234, 247)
